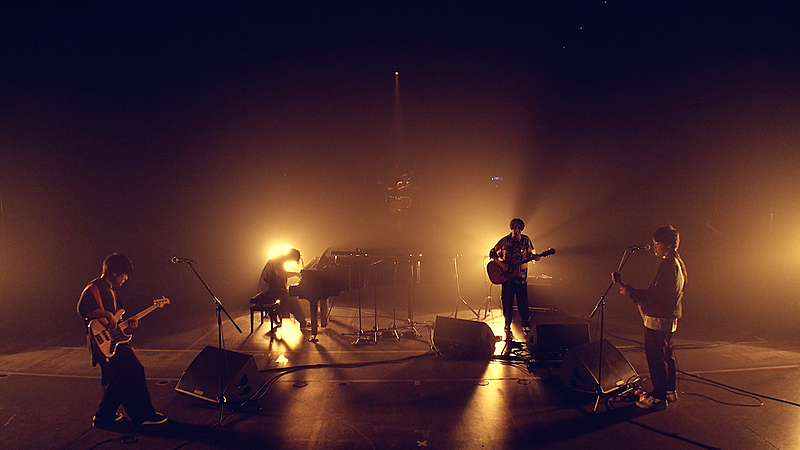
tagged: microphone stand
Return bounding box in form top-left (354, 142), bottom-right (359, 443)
top-left (588, 248), bottom-right (634, 413)
top-left (176, 259), bottom-right (242, 426)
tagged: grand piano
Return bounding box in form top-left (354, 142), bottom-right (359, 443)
top-left (289, 247), bottom-right (422, 341)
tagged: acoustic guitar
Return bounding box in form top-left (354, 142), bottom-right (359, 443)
top-left (486, 248), bottom-right (555, 284)
top-left (88, 297), bottom-right (170, 358)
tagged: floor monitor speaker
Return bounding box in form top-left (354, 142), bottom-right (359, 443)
top-left (176, 345), bottom-right (261, 403)
top-left (527, 323), bottom-right (590, 359)
top-left (433, 316), bottom-right (496, 360)
top-left (559, 339), bottom-right (639, 394)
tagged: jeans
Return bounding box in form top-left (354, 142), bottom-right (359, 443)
top-left (644, 326), bottom-right (676, 400)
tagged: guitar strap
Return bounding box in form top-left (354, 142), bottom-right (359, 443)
top-left (82, 282), bottom-right (107, 365)
top-left (110, 287), bottom-right (118, 312)
top-left (83, 283), bottom-right (104, 312)
top-left (83, 280), bottom-right (117, 312)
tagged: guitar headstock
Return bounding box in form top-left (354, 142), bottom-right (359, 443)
top-left (540, 248), bottom-right (556, 257)
top-left (153, 296), bottom-right (170, 308)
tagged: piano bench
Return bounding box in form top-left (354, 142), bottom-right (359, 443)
top-left (249, 301), bottom-right (281, 334)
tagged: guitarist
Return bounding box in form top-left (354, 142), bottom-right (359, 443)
top-left (612, 226), bottom-right (687, 410)
top-left (490, 218), bottom-right (539, 340)
top-left (77, 253), bottom-right (167, 428)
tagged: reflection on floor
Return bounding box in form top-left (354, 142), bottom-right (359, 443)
top-left (1, 304), bottom-right (800, 450)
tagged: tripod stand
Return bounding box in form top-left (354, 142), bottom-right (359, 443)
top-left (478, 255), bottom-right (501, 319)
top-left (377, 261), bottom-right (402, 340)
top-left (401, 257), bottom-right (425, 337)
top-left (451, 254), bottom-right (479, 319)
top-left (175, 258), bottom-right (242, 426)
top-left (588, 247), bottom-right (642, 412)
top-left (340, 260), bottom-right (379, 345)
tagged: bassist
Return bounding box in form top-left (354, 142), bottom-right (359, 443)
top-left (77, 253), bottom-right (167, 428)
top-left (490, 218), bottom-right (539, 340)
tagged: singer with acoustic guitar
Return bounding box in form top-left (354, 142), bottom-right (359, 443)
top-left (489, 218), bottom-right (539, 340)
top-left (77, 253), bottom-right (167, 428)
top-left (612, 225), bottom-right (687, 411)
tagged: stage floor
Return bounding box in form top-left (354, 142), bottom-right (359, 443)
top-left (1, 303), bottom-right (800, 450)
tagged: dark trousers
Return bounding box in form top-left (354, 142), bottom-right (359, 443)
top-left (501, 281), bottom-right (530, 328)
top-left (97, 343), bottom-right (157, 424)
top-left (265, 289), bottom-right (306, 324)
top-left (644, 327), bottom-right (676, 400)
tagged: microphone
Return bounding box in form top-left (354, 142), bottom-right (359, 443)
top-left (628, 244), bottom-right (652, 251)
top-left (172, 256), bottom-right (193, 264)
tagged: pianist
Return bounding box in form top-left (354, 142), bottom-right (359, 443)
top-left (256, 248), bottom-right (309, 329)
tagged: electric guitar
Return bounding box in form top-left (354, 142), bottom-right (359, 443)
top-left (88, 297), bottom-right (170, 358)
top-left (486, 248), bottom-right (555, 284)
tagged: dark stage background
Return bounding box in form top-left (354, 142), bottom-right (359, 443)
top-left (1, 2), bottom-right (798, 341)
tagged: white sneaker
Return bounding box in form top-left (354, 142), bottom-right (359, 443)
top-left (141, 412), bottom-right (168, 425)
top-left (92, 412), bottom-right (123, 428)
top-left (504, 327), bottom-right (514, 341)
top-left (636, 395), bottom-right (666, 410)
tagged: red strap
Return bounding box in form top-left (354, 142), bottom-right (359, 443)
top-left (110, 287), bottom-right (117, 311)
top-left (83, 283), bottom-right (104, 311)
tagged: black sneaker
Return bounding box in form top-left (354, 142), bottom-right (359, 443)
top-left (141, 412), bottom-right (168, 425)
top-left (93, 412), bottom-right (123, 428)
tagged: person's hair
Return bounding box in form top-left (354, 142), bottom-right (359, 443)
top-left (653, 225), bottom-right (680, 250)
top-left (102, 253), bottom-right (133, 276)
top-left (509, 218), bottom-right (525, 231)
top-left (287, 248), bottom-right (301, 262)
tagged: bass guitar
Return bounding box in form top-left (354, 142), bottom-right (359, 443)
top-left (486, 248), bottom-right (555, 284)
top-left (88, 297), bottom-right (170, 358)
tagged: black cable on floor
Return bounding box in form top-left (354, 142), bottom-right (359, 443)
top-left (606, 399), bottom-right (724, 450)
top-left (677, 369), bottom-right (800, 408)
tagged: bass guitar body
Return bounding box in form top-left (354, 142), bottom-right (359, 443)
top-left (89, 310), bottom-right (131, 358)
top-left (88, 297), bottom-right (170, 358)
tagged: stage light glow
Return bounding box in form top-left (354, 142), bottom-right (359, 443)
top-left (267, 243), bottom-right (303, 272)
top-left (268, 243), bottom-right (294, 260)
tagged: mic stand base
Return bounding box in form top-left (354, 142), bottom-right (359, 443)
top-left (397, 318), bottom-right (426, 338)
top-left (586, 248), bottom-right (635, 414)
top-left (478, 295), bottom-right (500, 320)
top-left (376, 322), bottom-right (401, 340)
top-left (341, 328), bottom-right (376, 346)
